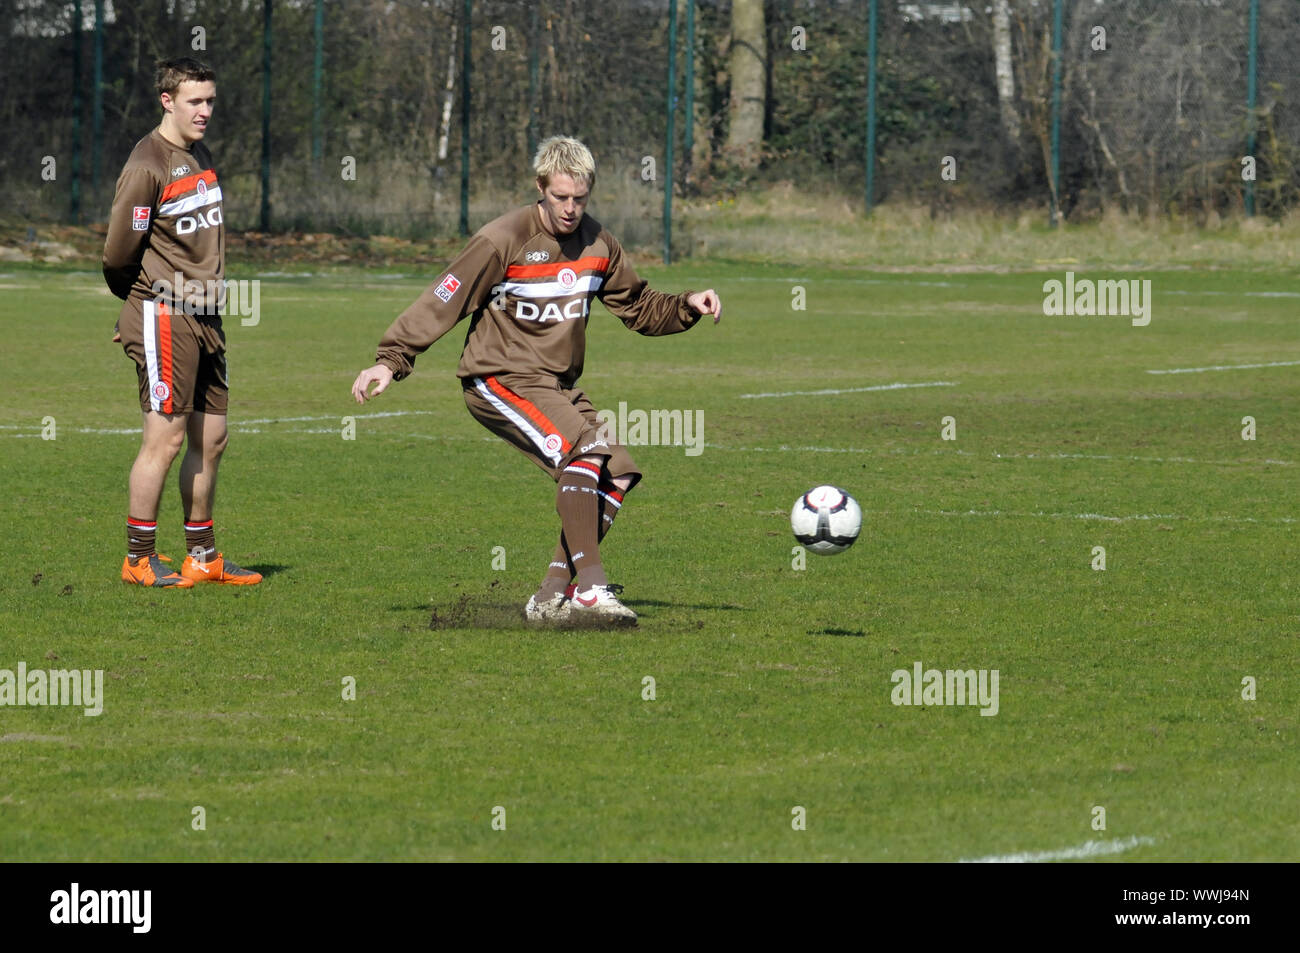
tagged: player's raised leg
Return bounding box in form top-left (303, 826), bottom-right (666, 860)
top-left (122, 411), bottom-right (192, 587)
top-left (179, 411), bottom-right (261, 585)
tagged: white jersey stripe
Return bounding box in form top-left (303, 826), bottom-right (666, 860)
top-left (159, 185), bottom-right (224, 217)
top-left (142, 299), bottom-right (162, 412)
top-left (472, 377), bottom-right (562, 466)
top-left (494, 275), bottom-right (604, 299)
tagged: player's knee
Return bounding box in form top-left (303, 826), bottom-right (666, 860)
top-left (145, 427), bottom-right (186, 462)
top-left (206, 429), bottom-right (229, 460)
top-left (609, 474), bottom-right (634, 493)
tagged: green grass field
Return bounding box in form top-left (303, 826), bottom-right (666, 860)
top-left (0, 259), bottom-right (1295, 861)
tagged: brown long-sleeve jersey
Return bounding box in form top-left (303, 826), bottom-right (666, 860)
top-left (103, 129), bottom-right (224, 312)
top-left (376, 204), bottom-right (702, 388)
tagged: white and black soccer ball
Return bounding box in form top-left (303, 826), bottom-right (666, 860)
top-left (791, 485), bottom-right (862, 555)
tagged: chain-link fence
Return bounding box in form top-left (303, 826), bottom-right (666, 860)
top-left (2, 0), bottom-right (1294, 249)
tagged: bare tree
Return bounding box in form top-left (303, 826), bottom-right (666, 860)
top-left (992, 0), bottom-right (1019, 144)
top-left (724, 0), bottom-right (765, 169)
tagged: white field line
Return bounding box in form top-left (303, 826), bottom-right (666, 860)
top-left (961, 836), bottom-right (1156, 864)
top-left (900, 508), bottom-right (1296, 525)
top-left (3, 424), bottom-right (1290, 471)
top-left (703, 444), bottom-right (1292, 467)
top-left (1147, 360), bottom-right (1300, 375)
top-left (235, 410), bottom-right (434, 425)
top-left (1162, 289), bottom-right (1300, 298)
top-left (739, 381), bottom-right (958, 399)
top-left (0, 410), bottom-right (436, 437)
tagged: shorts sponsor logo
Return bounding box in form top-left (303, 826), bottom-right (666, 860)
top-left (579, 439), bottom-right (608, 453)
top-left (558, 267), bottom-right (578, 289)
top-left (525, 250), bottom-right (550, 263)
top-left (132, 206), bottom-right (151, 231)
top-left (434, 273), bottom-right (461, 303)
top-left (152, 381), bottom-right (171, 402)
top-left (543, 433), bottom-right (563, 455)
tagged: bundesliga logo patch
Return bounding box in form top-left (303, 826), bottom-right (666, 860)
top-left (434, 273), bottom-right (461, 303)
top-left (132, 207), bottom-right (151, 231)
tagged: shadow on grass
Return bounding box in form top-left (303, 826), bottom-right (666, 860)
top-left (809, 627), bottom-right (866, 637)
top-left (427, 595), bottom-right (637, 632)
top-left (245, 564), bottom-right (291, 579)
top-left (622, 599), bottom-right (750, 612)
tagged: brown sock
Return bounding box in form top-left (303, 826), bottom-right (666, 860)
top-left (538, 543), bottom-right (572, 600)
top-left (127, 517), bottom-right (156, 560)
top-left (596, 481), bottom-right (625, 539)
top-left (539, 479), bottom-right (628, 597)
top-left (556, 460), bottom-right (606, 589)
top-left (184, 518), bottom-right (216, 563)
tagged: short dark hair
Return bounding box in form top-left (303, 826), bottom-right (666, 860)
top-left (155, 57), bottom-right (215, 98)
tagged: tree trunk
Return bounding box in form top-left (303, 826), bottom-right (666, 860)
top-left (992, 0), bottom-right (1019, 143)
top-left (724, 0), bottom-right (765, 169)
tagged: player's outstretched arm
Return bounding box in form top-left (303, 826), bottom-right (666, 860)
top-left (686, 289), bottom-right (722, 324)
top-left (351, 363), bottom-right (394, 404)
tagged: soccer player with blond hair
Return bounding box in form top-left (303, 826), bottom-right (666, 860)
top-left (352, 136), bottom-right (721, 624)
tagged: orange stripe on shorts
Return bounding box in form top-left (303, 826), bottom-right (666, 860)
top-left (484, 376), bottom-right (572, 454)
top-left (157, 302), bottom-right (174, 414)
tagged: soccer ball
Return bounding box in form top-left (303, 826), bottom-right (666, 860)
top-left (791, 485), bottom-right (862, 555)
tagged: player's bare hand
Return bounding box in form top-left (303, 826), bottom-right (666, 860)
top-left (352, 363), bottom-right (394, 404)
top-left (111, 332), bottom-right (121, 343)
top-left (687, 289), bottom-right (722, 324)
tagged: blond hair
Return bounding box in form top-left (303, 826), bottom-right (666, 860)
top-left (533, 136), bottom-right (596, 189)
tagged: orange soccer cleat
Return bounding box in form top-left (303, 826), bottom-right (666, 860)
top-left (121, 554), bottom-right (194, 588)
top-left (181, 552), bottom-right (263, 585)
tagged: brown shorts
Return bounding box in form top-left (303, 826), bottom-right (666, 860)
top-left (118, 298), bottom-right (228, 415)
top-left (462, 374), bottom-right (641, 486)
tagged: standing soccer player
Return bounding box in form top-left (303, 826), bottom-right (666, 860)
top-left (103, 57), bottom-right (260, 587)
top-left (351, 137), bottom-right (721, 624)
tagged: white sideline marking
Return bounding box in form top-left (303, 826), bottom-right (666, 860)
top-left (0, 410), bottom-right (435, 438)
top-left (235, 410), bottom-right (434, 425)
top-left (1163, 289), bottom-right (1300, 298)
top-left (739, 381), bottom-right (958, 399)
top-left (1147, 360), bottom-right (1300, 375)
top-left (703, 443), bottom-right (1292, 467)
top-left (961, 836), bottom-right (1155, 864)
top-left (905, 508), bottom-right (1295, 525)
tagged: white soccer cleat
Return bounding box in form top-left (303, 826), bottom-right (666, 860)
top-left (568, 584), bottom-right (637, 625)
top-left (525, 590), bottom-right (572, 623)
